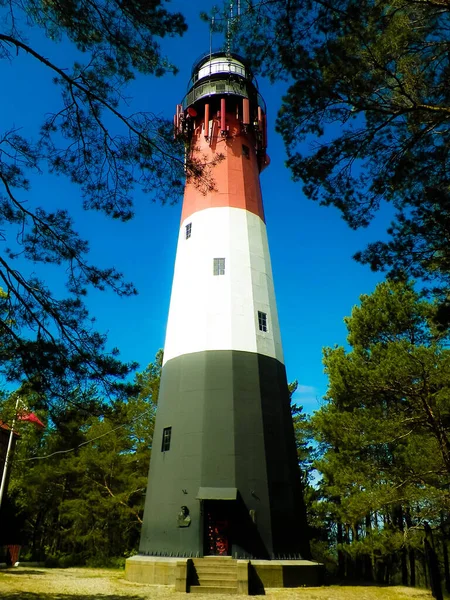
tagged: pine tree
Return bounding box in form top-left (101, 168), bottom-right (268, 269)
top-left (0, 2), bottom-right (192, 399)
top-left (3, 351), bottom-right (161, 564)
top-left (311, 280), bottom-right (450, 584)
top-left (218, 0), bottom-right (450, 324)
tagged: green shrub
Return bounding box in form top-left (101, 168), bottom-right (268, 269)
top-left (85, 555), bottom-right (125, 569)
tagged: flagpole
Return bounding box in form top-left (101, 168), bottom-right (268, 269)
top-left (0, 396), bottom-right (20, 512)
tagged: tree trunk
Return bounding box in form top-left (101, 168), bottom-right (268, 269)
top-left (352, 523), bottom-right (364, 580)
top-left (442, 538), bottom-right (450, 594)
top-left (405, 508), bottom-right (416, 587)
top-left (344, 523), bottom-right (353, 579)
top-left (364, 513), bottom-right (374, 581)
top-left (395, 505), bottom-right (408, 586)
top-left (32, 512), bottom-right (43, 560)
top-left (385, 556), bottom-right (391, 585)
top-left (424, 522), bottom-right (443, 600)
top-left (423, 550), bottom-right (429, 589)
top-left (337, 520), bottom-right (345, 579)
top-left (440, 516), bottom-right (450, 594)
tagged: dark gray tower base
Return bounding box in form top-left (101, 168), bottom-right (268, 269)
top-left (139, 350), bottom-right (309, 559)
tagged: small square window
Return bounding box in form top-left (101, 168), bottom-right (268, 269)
top-left (258, 311), bottom-right (268, 332)
top-left (161, 427), bottom-right (172, 452)
top-left (213, 258), bottom-right (225, 276)
top-left (185, 223), bottom-right (192, 239)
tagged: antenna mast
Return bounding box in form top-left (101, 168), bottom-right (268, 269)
top-left (210, 16), bottom-right (213, 63)
top-left (226, 1), bottom-right (233, 57)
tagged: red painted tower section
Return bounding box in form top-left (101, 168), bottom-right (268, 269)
top-left (181, 111), bottom-right (266, 223)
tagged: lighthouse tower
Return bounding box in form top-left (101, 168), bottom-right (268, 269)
top-left (139, 52), bottom-right (309, 560)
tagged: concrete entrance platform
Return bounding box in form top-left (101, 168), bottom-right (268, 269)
top-left (249, 559), bottom-right (324, 590)
top-left (125, 556), bottom-right (183, 586)
top-left (125, 555), bottom-right (324, 593)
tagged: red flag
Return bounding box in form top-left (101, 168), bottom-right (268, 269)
top-left (17, 411), bottom-right (45, 428)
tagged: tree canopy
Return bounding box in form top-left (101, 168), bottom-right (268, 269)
top-left (1, 351), bottom-right (162, 564)
top-left (226, 0), bottom-right (450, 321)
top-left (308, 280), bottom-right (450, 587)
top-left (0, 1), bottom-right (192, 402)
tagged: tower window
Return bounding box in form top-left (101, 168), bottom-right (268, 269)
top-left (213, 258), bottom-right (226, 276)
top-left (258, 311), bottom-right (268, 332)
top-left (161, 427), bottom-right (172, 452)
top-left (242, 144), bottom-right (250, 159)
top-left (185, 223), bottom-right (192, 239)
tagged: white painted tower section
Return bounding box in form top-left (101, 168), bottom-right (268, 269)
top-left (163, 206), bottom-right (284, 366)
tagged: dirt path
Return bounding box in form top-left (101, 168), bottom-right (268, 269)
top-left (0, 566), bottom-right (436, 600)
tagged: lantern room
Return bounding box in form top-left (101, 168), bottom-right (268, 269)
top-left (173, 51), bottom-right (268, 170)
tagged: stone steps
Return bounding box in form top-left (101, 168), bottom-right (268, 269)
top-left (190, 585), bottom-right (238, 594)
top-left (195, 568), bottom-right (238, 576)
top-left (196, 573), bottom-right (238, 581)
top-left (193, 558), bottom-right (233, 564)
top-left (190, 558), bottom-right (240, 594)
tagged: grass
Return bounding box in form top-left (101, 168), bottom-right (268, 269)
top-left (0, 566), bottom-right (440, 599)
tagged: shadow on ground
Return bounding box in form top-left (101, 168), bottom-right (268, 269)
top-left (0, 594), bottom-right (144, 600)
top-left (0, 570), bottom-right (48, 576)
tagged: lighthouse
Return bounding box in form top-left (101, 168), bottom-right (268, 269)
top-left (138, 52), bottom-right (309, 560)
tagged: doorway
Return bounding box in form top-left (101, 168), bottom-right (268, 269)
top-left (204, 501), bottom-right (233, 556)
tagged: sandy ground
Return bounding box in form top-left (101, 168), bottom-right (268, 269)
top-left (0, 566), bottom-right (437, 600)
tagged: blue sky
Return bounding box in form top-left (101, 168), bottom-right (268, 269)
top-left (1, 2), bottom-right (392, 413)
